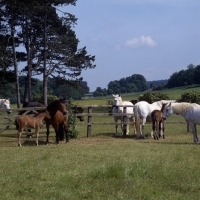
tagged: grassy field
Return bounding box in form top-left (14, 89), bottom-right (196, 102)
top-left (1, 86), bottom-right (200, 199)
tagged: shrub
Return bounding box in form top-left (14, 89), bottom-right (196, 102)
top-left (32, 94), bottom-right (58, 104)
top-left (66, 98), bottom-right (80, 139)
top-left (178, 90), bottom-right (200, 103)
top-left (138, 92), bottom-right (170, 103)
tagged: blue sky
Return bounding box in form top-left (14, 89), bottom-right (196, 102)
top-left (58, 0), bottom-right (200, 92)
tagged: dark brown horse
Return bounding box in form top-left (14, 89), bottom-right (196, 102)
top-left (45, 99), bottom-right (68, 145)
top-left (19, 101), bottom-right (45, 115)
top-left (15, 109), bottom-right (50, 146)
top-left (71, 106), bottom-right (84, 121)
top-left (151, 103), bottom-right (167, 140)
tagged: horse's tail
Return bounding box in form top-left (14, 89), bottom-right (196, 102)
top-left (15, 118), bottom-right (19, 130)
top-left (58, 124), bottom-right (65, 141)
top-left (134, 105), bottom-right (141, 135)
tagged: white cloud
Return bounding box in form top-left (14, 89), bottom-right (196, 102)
top-left (125, 36), bottom-right (156, 48)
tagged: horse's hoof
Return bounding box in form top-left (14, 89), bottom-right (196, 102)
top-left (18, 144), bottom-right (22, 147)
top-left (54, 142), bottom-right (59, 145)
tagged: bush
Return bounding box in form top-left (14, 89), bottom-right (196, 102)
top-left (32, 94), bottom-right (58, 104)
top-left (178, 90), bottom-right (200, 103)
top-left (66, 98), bottom-right (80, 139)
top-left (138, 91), bottom-right (170, 103)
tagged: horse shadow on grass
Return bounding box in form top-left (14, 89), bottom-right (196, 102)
top-left (141, 140), bottom-right (197, 145)
top-left (22, 139), bottom-right (48, 146)
top-left (95, 132), bottom-right (151, 140)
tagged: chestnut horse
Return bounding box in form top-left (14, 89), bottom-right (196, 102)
top-left (151, 103), bottom-right (167, 140)
top-left (45, 99), bottom-right (68, 145)
top-left (15, 109), bottom-right (50, 146)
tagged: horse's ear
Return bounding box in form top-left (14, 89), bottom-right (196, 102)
top-left (119, 94), bottom-right (121, 97)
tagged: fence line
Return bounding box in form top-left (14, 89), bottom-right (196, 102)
top-left (0, 105), bottom-right (189, 136)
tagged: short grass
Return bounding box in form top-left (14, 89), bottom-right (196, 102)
top-left (1, 113), bottom-right (200, 200)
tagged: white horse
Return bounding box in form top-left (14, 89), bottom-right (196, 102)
top-left (0, 99), bottom-right (12, 114)
top-left (112, 94), bottom-right (135, 135)
top-left (163, 102), bottom-right (200, 144)
top-left (134, 100), bottom-right (175, 138)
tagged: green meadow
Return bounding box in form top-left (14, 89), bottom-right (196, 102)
top-left (0, 85), bottom-right (200, 200)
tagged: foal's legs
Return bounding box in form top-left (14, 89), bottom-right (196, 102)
top-left (155, 121), bottom-right (159, 140)
top-left (35, 128), bottom-right (40, 146)
top-left (18, 130), bottom-right (23, 147)
top-left (152, 120), bottom-right (156, 139)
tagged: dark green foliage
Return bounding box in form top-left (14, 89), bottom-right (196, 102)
top-left (178, 90), bottom-right (200, 104)
top-left (138, 91), bottom-right (170, 103)
top-left (94, 74), bottom-right (148, 96)
top-left (66, 98), bottom-right (79, 138)
top-left (32, 94), bottom-right (58, 104)
top-left (166, 64), bottom-right (200, 88)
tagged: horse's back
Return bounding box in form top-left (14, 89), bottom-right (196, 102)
top-left (135, 101), bottom-right (151, 117)
top-left (23, 102), bottom-right (45, 107)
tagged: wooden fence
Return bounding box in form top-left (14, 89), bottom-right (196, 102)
top-left (0, 105), bottom-right (189, 136)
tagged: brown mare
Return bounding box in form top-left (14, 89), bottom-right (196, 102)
top-left (15, 109), bottom-right (50, 146)
top-left (45, 99), bottom-right (68, 145)
top-left (151, 103), bottom-right (167, 140)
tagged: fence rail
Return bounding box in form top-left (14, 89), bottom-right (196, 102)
top-left (0, 105), bottom-right (189, 136)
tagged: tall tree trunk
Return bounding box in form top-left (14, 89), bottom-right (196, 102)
top-left (11, 32), bottom-right (21, 107)
top-left (43, 7), bottom-right (48, 106)
top-left (24, 17), bottom-right (32, 102)
top-left (11, 7), bottom-right (21, 107)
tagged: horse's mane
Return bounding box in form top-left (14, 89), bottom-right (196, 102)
top-left (47, 99), bottom-right (66, 109)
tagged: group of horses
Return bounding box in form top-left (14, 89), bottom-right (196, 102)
top-left (112, 94), bottom-right (200, 144)
top-left (1, 95), bottom-right (200, 145)
top-left (0, 98), bottom-right (84, 146)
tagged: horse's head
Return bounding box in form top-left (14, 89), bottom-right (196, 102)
top-left (45, 109), bottom-right (51, 119)
top-left (57, 99), bottom-right (67, 115)
top-left (162, 102), bottom-right (172, 119)
top-left (2, 99), bottom-right (12, 114)
top-left (112, 94), bottom-right (122, 107)
top-left (47, 99), bottom-right (67, 115)
top-left (74, 106), bottom-right (84, 121)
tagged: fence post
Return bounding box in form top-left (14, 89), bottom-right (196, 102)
top-left (123, 106), bottom-right (127, 136)
top-left (87, 106), bottom-right (92, 137)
